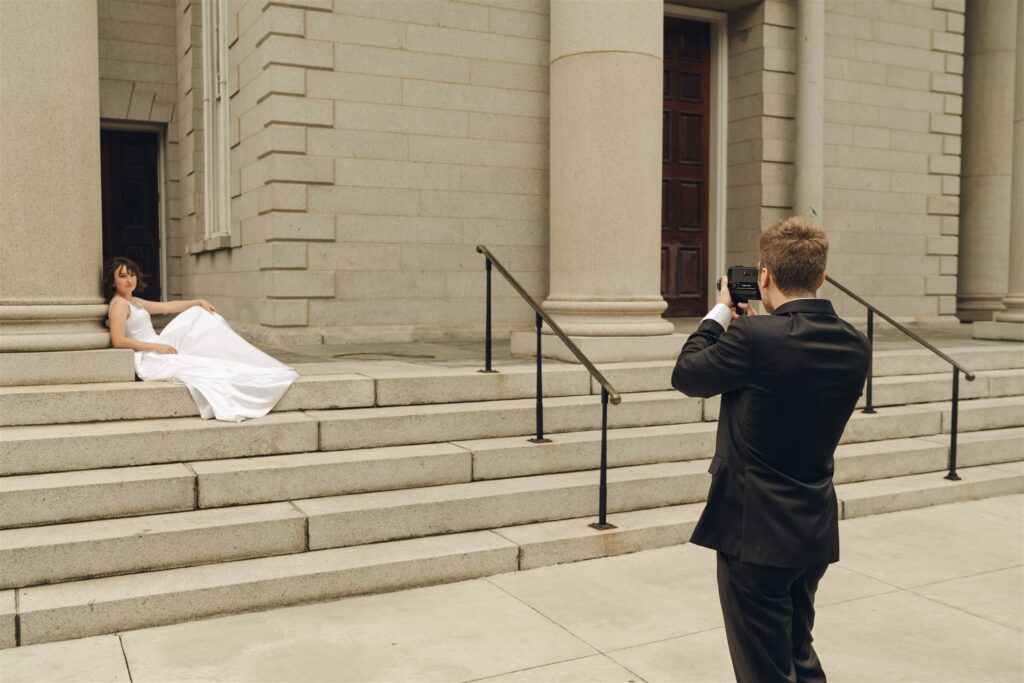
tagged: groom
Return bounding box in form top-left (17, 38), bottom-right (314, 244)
top-left (671, 218), bottom-right (870, 682)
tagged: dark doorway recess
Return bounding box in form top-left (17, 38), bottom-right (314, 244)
top-left (662, 17), bottom-right (711, 317)
top-left (101, 129), bottom-right (161, 300)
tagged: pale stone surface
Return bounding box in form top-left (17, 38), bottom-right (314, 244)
top-left (0, 590), bottom-right (13, 649)
top-left (544, 1), bottom-right (672, 340)
top-left (837, 493), bottom-right (1024, 588)
top-left (0, 463), bottom-right (195, 529)
top-left (120, 580), bottom-right (594, 683)
top-left (912, 565), bottom-right (1023, 632)
top-left (495, 503), bottom-right (703, 570)
top-left (0, 635), bottom-right (130, 681)
top-left (0, 0), bottom-right (106, 350)
top-left (490, 544), bottom-right (722, 652)
top-left (512, 332), bottom-right (689, 363)
top-left (482, 655), bottom-right (640, 682)
top-left (958, 0), bottom-right (1019, 321)
top-left (192, 443), bottom-right (472, 507)
top-left (838, 463), bottom-right (1024, 519)
top-left (18, 532), bottom-right (518, 645)
top-left (974, 320), bottom-right (1024, 341)
top-left (0, 413), bottom-right (319, 475)
top-left (0, 503), bottom-right (306, 589)
top-left (814, 591), bottom-right (1023, 682)
top-left (296, 460), bottom-right (711, 550)
top-left (313, 392), bottom-right (702, 451)
top-left (462, 422), bottom-right (717, 480)
top-left (371, 365), bottom-right (591, 406)
top-left (0, 350), bottom-right (134, 387)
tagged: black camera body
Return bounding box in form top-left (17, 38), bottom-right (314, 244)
top-left (716, 265), bottom-right (762, 305)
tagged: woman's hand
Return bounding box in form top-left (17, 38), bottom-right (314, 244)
top-left (154, 344), bottom-right (178, 354)
top-left (197, 300), bottom-right (217, 314)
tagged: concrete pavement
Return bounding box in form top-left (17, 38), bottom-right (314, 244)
top-left (2, 494), bottom-right (1021, 683)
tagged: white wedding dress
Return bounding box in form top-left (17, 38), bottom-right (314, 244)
top-left (123, 301), bottom-right (298, 422)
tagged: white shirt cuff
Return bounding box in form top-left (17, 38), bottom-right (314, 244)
top-left (703, 303), bottom-right (732, 331)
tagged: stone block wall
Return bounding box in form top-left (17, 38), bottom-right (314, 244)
top-left (171, 0), bottom-right (550, 344)
top-left (725, 0), bottom-right (964, 323)
top-left (821, 0), bottom-right (964, 321)
top-left (97, 0), bottom-right (182, 296)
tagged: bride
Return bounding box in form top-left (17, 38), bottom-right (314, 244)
top-left (105, 257), bottom-right (298, 422)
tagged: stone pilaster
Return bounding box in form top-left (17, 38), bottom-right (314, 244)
top-left (513, 0), bottom-right (681, 363)
top-left (956, 0), bottom-right (1018, 322)
top-left (974, 0), bottom-right (1024, 340)
top-left (0, 0), bottom-right (107, 351)
top-left (794, 0), bottom-right (825, 222)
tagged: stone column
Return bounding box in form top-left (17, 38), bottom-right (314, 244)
top-left (516, 0), bottom-right (681, 362)
top-left (0, 0), bottom-right (107, 352)
top-left (956, 0), bottom-right (1018, 322)
top-left (794, 0), bottom-right (825, 221)
top-left (974, 0), bottom-right (1024, 340)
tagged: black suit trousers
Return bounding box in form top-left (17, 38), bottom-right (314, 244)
top-left (716, 551), bottom-right (829, 683)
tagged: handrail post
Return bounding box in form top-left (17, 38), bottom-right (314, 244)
top-left (590, 388), bottom-right (616, 530)
top-left (863, 309), bottom-right (876, 414)
top-left (479, 258), bottom-right (497, 374)
top-left (528, 312), bottom-right (551, 444)
top-left (945, 368), bottom-right (961, 481)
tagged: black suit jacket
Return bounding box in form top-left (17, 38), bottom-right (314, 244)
top-left (672, 299), bottom-right (870, 567)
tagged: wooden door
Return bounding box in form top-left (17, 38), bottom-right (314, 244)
top-left (662, 18), bottom-right (710, 317)
top-left (101, 130), bottom-right (161, 300)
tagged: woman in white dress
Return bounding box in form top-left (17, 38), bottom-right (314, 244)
top-left (105, 257), bottom-right (298, 422)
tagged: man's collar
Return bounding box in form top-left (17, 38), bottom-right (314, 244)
top-left (771, 298), bottom-right (836, 316)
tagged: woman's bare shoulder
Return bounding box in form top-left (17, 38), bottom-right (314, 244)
top-left (108, 297), bottom-right (131, 316)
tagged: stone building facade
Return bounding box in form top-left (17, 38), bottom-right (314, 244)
top-left (2, 0), bottom-right (1022, 359)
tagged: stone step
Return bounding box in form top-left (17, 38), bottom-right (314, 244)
top-left (0, 412), bottom-right (319, 476)
top-left (0, 464), bottom-right (196, 529)
top-left (4, 425), bottom-right (1020, 529)
top-left (0, 350), bottom-right (135, 387)
top-left (856, 368), bottom-right (1024, 408)
top-left (0, 375), bottom-right (375, 427)
top-left (293, 460), bottom-right (711, 551)
top-left (837, 462), bottom-right (1024, 519)
top-left (11, 478), bottom-right (1024, 648)
top-left (833, 428), bottom-right (1024, 484)
top-left (0, 503), bottom-right (307, 590)
top-left (15, 531), bottom-right (518, 646)
top-left (0, 366), bottom-right (597, 427)
top-left (587, 345), bottom-right (1024, 394)
top-left (310, 390), bottom-right (703, 451)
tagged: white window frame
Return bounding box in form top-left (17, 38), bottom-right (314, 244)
top-left (202, 0), bottom-right (230, 238)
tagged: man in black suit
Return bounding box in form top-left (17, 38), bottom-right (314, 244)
top-left (671, 218), bottom-right (870, 683)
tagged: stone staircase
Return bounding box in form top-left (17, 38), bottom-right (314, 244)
top-left (1, 345), bottom-right (1022, 648)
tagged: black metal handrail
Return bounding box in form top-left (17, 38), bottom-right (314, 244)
top-left (477, 245), bottom-right (619, 530)
top-left (826, 275), bottom-right (974, 480)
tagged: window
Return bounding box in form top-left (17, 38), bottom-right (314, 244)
top-left (202, 0), bottom-right (230, 237)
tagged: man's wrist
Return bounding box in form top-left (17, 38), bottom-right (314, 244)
top-left (703, 303), bottom-right (733, 331)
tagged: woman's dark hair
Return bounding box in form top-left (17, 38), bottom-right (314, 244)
top-left (103, 256), bottom-right (147, 301)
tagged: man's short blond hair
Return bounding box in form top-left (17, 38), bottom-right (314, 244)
top-left (758, 217), bottom-right (829, 294)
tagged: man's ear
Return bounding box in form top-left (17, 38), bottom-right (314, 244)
top-left (759, 267), bottom-right (770, 290)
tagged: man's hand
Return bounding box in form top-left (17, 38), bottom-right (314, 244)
top-left (717, 274), bottom-right (734, 308)
top-left (736, 302), bottom-right (759, 319)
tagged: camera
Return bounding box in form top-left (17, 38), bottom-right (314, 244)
top-left (716, 265), bottom-right (762, 304)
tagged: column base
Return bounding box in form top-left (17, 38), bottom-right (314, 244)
top-left (511, 331), bottom-right (689, 363)
top-left (540, 298), bottom-right (676, 337)
top-left (971, 320), bottom-right (1024, 341)
top-left (956, 295), bottom-right (1006, 322)
top-left (0, 304), bottom-right (110, 352)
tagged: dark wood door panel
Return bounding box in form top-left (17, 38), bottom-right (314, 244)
top-left (101, 130), bottom-right (161, 300)
top-left (662, 17), bottom-right (710, 317)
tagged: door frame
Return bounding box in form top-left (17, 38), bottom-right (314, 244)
top-left (99, 121), bottom-right (168, 301)
top-left (663, 3), bottom-right (728, 310)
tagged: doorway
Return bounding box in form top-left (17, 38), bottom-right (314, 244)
top-left (662, 17), bottom-right (711, 317)
top-left (100, 129), bottom-right (162, 300)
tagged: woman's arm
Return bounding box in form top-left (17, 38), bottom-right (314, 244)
top-left (108, 299), bottom-right (177, 354)
top-left (139, 298), bottom-right (217, 315)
